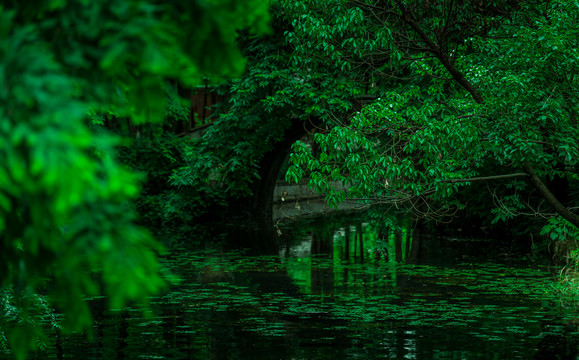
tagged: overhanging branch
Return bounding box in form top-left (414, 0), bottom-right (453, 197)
top-left (524, 163), bottom-right (579, 229)
top-left (393, 0), bottom-right (484, 104)
top-left (440, 173), bottom-right (529, 183)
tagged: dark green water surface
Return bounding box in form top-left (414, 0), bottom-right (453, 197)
top-left (26, 217), bottom-right (579, 359)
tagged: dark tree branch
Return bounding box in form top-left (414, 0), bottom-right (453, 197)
top-left (393, 0), bottom-right (485, 104)
top-left (441, 166), bottom-right (579, 229)
top-left (354, 0), bottom-right (577, 228)
top-left (440, 173), bottom-right (530, 183)
top-left (524, 163), bottom-right (579, 229)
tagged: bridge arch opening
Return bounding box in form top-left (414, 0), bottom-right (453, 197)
top-left (249, 117), bottom-right (320, 221)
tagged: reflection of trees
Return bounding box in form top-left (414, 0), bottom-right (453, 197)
top-left (282, 211), bottom-right (413, 296)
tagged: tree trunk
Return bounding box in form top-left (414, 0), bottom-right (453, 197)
top-left (524, 163), bottom-right (579, 229)
top-left (395, 4), bottom-right (579, 228)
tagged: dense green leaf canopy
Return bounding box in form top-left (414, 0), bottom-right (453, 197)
top-left (0, 0), bottom-right (269, 357)
top-left (279, 0), bottom-right (578, 226)
top-left (180, 0), bottom-right (577, 229)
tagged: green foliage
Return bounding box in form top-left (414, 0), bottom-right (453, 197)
top-left (173, 3), bottom-right (369, 199)
top-left (542, 217), bottom-right (579, 243)
top-left (541, 216), bottom-right (579, 264)
top-left (0, 0), bottom-right (269, 358)
top-left (118, 131), bottom-right (228, 245)
top-left (168, 0), bottom-right (577, 238)
top-left (281, 0), bottom-right (578, 224)
top-left (0, 286), bottom-right (59, 356)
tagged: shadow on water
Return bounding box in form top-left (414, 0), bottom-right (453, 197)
top-left (14, 211), bottom-right (579, 360)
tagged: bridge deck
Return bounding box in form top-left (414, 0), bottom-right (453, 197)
top-left (272, 181), bottom-right (368, 221)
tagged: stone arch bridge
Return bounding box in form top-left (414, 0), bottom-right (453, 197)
top-left (185, 88), bottom-right (372, 221)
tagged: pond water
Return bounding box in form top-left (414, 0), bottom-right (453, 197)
top-left (14, 214), bottom-right (579, 359)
